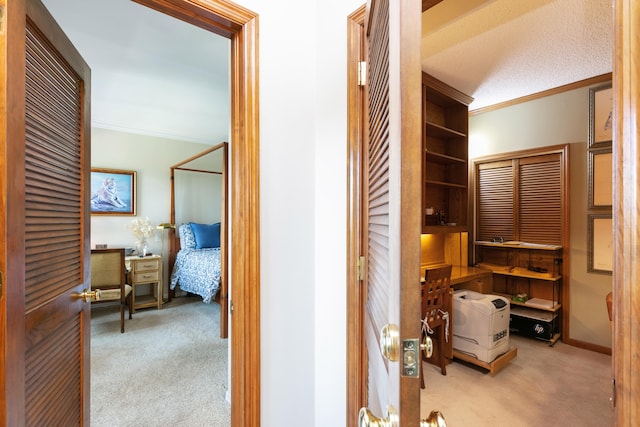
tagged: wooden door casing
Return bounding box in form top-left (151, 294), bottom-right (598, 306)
top-left (3, 0), bottom-right (91, 424)
top-left (130, 1), bottom-right (260, 425)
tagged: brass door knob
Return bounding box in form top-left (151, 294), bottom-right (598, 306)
top-left (358, 406), bottom-right (398, 427)
top-left (380, 324), bottom-right (399, 362)
top-left (420, 335), bottom-right (433, 359)
top-left (78, 289), bottom-right (101, 302)
top-left (421, 410), bottom-right (447, 427)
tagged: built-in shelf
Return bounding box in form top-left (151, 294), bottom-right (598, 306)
top-left (422, 73), bottom-right (473, 234)
top-left (425, 121), bottom-right (466, 139)
top-left (474, 241), bottom-right (563, 344)
top-left (425, 151), bottom-right (466, 165)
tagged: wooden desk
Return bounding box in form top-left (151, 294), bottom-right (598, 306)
top-left (422, 264), bottom-right (493, 290)
top-left (422, 264), bottom-right (517, 374)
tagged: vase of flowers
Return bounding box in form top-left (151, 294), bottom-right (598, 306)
top-left (126, 217), bottom-right (155, 257)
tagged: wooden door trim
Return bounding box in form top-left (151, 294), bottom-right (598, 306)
top-left (133, 1), bottom-right (260, 426)
top-left (612, 0), bottom-right (640, 422)
top-left (346, 6), bottom-right (366, 427)
top-left (3, 1), bottom-right (29, 423)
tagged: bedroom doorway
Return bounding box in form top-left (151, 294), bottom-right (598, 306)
top-left (122, 2), bottom-right (261, 425)
top-left (131, 2), bottom-right (260, 424)
top-left (40, 0), bottom-right (260, 425)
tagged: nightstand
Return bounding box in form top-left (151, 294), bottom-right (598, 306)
top-left (125, 255), bottom-right (163, 313)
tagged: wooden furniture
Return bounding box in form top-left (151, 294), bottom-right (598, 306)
top-left (91, 249), bottom-right (133, 333)
top-left (606, 291), bottom-right (613, 331)
top-left (420, 264), bottom-right (452, 387)
top-left (422, 73), bottom-right (473, 234)
top-left (126, 255), bottom-right (163, 313)
top-left (475, 241), bottom-right (563, 345)
top-left (472, 145), bottom-right (569, 342)
top-left (169, 143), bottom-right (229, 339)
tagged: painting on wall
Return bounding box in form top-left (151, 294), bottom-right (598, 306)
top-left (588, 214), bottom-right (613, 275)
top-left (90, 168), bottom-right (136, 215)
top-left (589, 83), bottom-right (613, 149)
top-left (588, 149), bottom-right (613, 209)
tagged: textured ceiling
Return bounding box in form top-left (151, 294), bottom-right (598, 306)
top-left (42, 0), bottom-right (613, 143)
top-left (422, 0), bottom-right (613, 110)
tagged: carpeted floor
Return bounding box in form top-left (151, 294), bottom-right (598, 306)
top-left (91, 297), bottom-right (230, 427)
top-left (93, 298), bottom-right (611, 426)
top-left (421, 334), bottom-right (612, 426)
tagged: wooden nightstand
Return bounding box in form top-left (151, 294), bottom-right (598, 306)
top-left (126, 255), bottom-right (163, 313)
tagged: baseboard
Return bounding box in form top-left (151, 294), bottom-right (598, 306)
top-left (565, 338), bottom-right (612, 355)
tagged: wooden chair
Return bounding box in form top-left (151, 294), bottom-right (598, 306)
top-left (606, 291), bottom-right (613, 331)
top-left (420, 264), bottom-right (452, 388)
top-left (91, 248), bottom-right (132, 333)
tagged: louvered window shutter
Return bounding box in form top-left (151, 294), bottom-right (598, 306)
top-left (475, 152), bottom-right (562, 245)
top-left (518, 154), bottom-right (562, 245)
top-left (477, 160), bottom-right (514, 242)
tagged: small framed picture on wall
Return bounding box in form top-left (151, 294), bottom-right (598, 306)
top-left (90, 168), bottom-right (136, 215)
top-left (588, 83), bottom-right (613, 149)
top-left (588, 213), bottom-right (613, 275)
top-left (588, 148), bottom-right (612, 209)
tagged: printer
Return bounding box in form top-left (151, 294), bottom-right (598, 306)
top-left (453, 290), bottom-right (510, 363)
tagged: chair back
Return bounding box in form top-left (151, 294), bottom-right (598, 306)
top-left (422, 264), bottom-right (452, 325)
top-left (91, 248), bottom-right (126, 300)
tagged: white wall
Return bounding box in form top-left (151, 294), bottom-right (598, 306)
top-left (91, 127), bottom-right (217, 293)
top-left (470, 84), bottom-right (612, 349)
top-left (235, 0), bottom-right (361, 425)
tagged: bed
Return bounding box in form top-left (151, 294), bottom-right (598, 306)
top-left (170, 223), bottom-right (222, 304)
top-left (168, 142), bottom-right (228, 338)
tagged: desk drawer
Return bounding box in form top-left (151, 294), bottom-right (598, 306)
top-left (133, 259), bottom-right (159, 272)
top-left (133, 271), bottom-right (159, 282)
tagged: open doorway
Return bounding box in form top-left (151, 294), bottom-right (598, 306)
top-left (346, 1), bottom-right (614, 425)
top-left (41, 0), bottom-right (260, 425)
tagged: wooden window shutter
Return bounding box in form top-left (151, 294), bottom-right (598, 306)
top-left (476, 160), bottom-right (514, 242)
top-left (518, 154), bottom-right (562, 245)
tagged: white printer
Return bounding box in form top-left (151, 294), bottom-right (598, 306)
top-left (453, 290), bottom-right (510, 363)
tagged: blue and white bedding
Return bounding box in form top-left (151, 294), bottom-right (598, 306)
top-left (169, 223), bottom-right (221, 304)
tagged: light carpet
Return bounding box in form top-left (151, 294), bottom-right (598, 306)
top-left (421, 334), bottom-right (612, 426)
top-left (91, 297), bottom-right (230, 426)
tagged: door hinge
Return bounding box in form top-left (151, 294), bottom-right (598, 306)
top-left (230, 300), bottom-right (234, 314)
top-left (611, 378), bottom-right (616, 408)
top-left (356, 256), bottom-right (366, 281)
top-left (358, 61), bottom-right (367, 86)
top-left (0, 271), bottom-right (3, 298)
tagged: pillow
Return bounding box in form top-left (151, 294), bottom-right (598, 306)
top-left (179, 223), bottom-right (196, 249)
top-left (189, 222), bottom-right (221, 249)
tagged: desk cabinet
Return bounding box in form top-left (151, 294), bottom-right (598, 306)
top-left (475, 241), bottom-right (562, 345)
top-left (126, 255), bottom-right (163, 312)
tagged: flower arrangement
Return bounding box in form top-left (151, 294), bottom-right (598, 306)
top-left (126, 217), bottom-right (155, 256)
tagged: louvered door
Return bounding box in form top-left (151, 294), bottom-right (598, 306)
top-left (359, 0), bottom-right (422, 424)
top-left (2, 0), bottom-right (91, 425)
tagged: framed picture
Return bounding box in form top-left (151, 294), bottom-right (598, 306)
top-left (588, 83), bottom-right (613, 149)
top-left (90, 168), bottom-right (136, 215)
top-left (588, 214), bottom-right (613, 275)
top-left (588, 148), bottom-right (612, 209)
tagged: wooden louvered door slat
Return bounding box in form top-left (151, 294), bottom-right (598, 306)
top-left (518, 155), bottom-right (562, 245)
top-left (2, 0), bottom-right (91, 425)
top-left (361, 0), bottom-right (422, 424)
